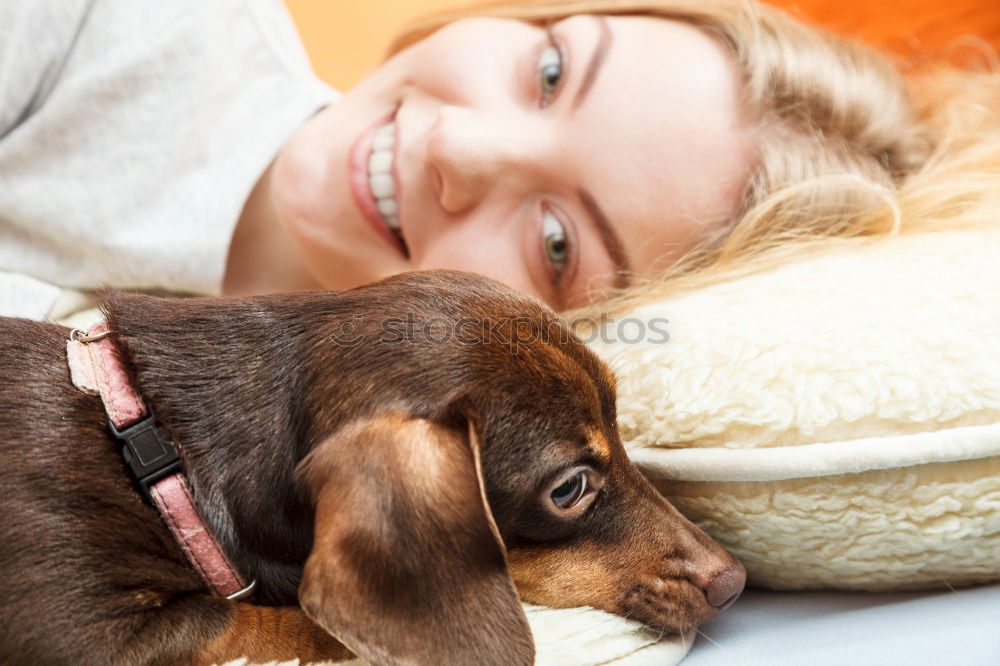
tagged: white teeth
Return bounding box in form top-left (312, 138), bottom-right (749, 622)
top-left (373, 125), bottom-right (395, 151)
top-left (368, 149), bottom-right (393, 175)
top-left (367, 120), bottom-right (403, 240)
top-left (369, 173), bottom-right (395, 199)
top-left (377, 198), bottom-right (398, 216)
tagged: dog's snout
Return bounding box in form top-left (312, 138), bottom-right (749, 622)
top-left (705, 561), bottom-right (746, 610)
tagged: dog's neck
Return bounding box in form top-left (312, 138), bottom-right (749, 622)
top-left (104, 292), bottom-right (336, 603)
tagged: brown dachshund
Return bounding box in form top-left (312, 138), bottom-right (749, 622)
top-left (0, 270), bottom-right (743, 665)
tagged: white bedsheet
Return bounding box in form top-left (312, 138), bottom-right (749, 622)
top-left (682, 583), bottom-right (1000, 665)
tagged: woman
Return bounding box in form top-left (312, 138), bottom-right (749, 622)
top-left (0, 0), bottom-right (994, 322)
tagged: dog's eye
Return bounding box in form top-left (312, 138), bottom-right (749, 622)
top-left (550, 471), bottom-right (588, 510)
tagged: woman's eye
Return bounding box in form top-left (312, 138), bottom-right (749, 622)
top-left (538, 37), bottom-right (563, 106)
top-left (550, 471), bottom-right (588, 510)
top-left (542, 211), bottom-right (570, 282)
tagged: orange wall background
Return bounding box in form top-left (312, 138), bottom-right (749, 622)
top-left (286, 0), bottom-right (1000, 90)
top-left (285, 0), bottom-right (474, 90)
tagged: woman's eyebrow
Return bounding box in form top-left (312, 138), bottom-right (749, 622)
top-left (572, 15), bottom-right (613, 110)
top-left (577, 187), bottom-right (631, 289)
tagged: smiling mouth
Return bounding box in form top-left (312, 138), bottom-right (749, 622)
top-left (367, 121), bottom-right (405, 247)
top-left (349, 108), bottom-right (409, 259)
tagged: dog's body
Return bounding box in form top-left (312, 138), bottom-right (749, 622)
top-left (0, 271), bottom-right (743, 665)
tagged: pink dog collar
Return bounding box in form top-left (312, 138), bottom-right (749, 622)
top-left (67, 322), bottom-right (254, 601)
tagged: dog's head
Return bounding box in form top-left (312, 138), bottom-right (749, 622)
top-left (293, 271), bottom-right (744, 666)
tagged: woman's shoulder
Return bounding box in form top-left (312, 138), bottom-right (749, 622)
top-left (0, 1), bottom-right (90, 137)
top-left (0, 0), bottom-right (337, 298)
top-left (71, 0), bottom-right (318, 80)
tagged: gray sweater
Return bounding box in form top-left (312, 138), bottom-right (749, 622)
top-left (0, 0), bottom-right (336, 319)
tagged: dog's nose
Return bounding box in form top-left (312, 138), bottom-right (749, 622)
top-left (705, 561), bottom-right (746, 610)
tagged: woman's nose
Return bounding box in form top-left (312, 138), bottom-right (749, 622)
top-left (426, 105), bottom-right (538, 214)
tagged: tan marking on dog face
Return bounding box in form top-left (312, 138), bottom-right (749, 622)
top-left (504, 460), bottom-right (746, 632)
top-left (506, 542), bottom-right (620, 608)
top-left (585, 427), bottom-right (612, 464)
top-left (507, 533), bottom-right (725, 632)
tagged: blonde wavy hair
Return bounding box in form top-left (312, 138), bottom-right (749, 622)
top-left (390, 0), bottom-right (1000, 316)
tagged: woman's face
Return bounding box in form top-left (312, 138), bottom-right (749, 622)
top-left (273, 14), bottom-right (754, 309)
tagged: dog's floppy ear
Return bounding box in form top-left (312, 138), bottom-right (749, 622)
top-left (297, 412), bottom-right (533, 666)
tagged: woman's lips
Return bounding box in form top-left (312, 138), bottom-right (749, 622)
top-left (348, 109), bottom-right (406, 258)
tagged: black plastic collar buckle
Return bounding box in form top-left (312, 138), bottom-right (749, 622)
top-left (108, 413), bottom-right (182, 503)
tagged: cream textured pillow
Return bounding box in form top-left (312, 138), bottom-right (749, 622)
top-left (588, 229), bottom-right (1000, 591)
